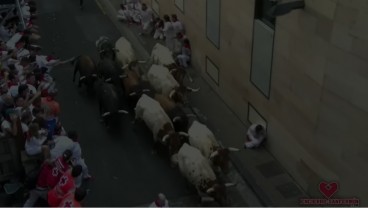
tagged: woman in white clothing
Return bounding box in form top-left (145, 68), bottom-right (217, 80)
top-left (25, 123), bottom-right (51, 160)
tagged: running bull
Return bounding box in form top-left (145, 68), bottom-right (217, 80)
top-left (151, 43), bottom-right (189, 84)
top-left (134, 94), bottom-right (189, 166)
top-left (97, 80), bottom-right (129, 128)
top-left (188, 120), bottom-right (239, 174)
top-left (177, 143), bottom-right (236, 206)
top-left (115, 36), bottom-right (146, 73)
top-left (147, 64), bottom-right (199, 104)
top-left (72, 55), bottom-right (98, 94)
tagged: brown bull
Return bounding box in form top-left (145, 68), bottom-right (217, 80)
top-left (122, 69), bottom-right (154, 107)
top-left (153, 94), bottom-right (193, 132)
top-left (155, 123), bottom-right (189, 167)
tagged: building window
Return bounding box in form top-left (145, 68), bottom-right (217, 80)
top-left (247, 103), bottom-right (268, 131)
top-left (250, 0), bottom-right (276, 99)
top-left (254, 0), bottom-right (276, 28)
top-left (175, 0), bottom-right (184, 13)
top-left (152, 0), bottom-right (159, 15)
top-left (206, 57), bottom-right (219, 86)
top-left (206, 0), bottom-right (221, 49)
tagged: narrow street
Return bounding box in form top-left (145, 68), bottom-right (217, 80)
top-left (36, 0), bottom-right (199, 206)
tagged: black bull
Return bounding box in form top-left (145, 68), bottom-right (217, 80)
top-left (72, 55), bottom-right (98, 94)
top-left (97, 80), bottom-right (129, 128)
top-left (97, 59), bottom-right (125, 87)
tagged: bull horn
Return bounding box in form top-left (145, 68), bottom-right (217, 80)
top-left (92, 74), bottom-right (98, 77)
top-left (162, 134), bottom-right (170, 143)
top-left (118, 109), bottom-right (129, 114)
top-left (101, 112), bottom-right (111, 117)
top-left (142, 89), bottom-right (151, 92)
top-left (228, 147), bottom-right (240, 152)
top-left (129, 92), bottom-right (137, 96)
top-left (122, 64), bottom-right (129, 69)
top-left (186, 86), bottom-right (200, 92)
top-left (138, 60), bottom-right (146, 64)
top-left (119, 74), bottom-right (128, 79)
top-left (210, 150), bottom-right (219, 159)
top-left (173, 116), bottom-right (181, 122)
top-left (225, 183), bottom-right (236, 187)
top-left (201, 196), bottom-right (215, 203)
top-left (178, 132), bottom-right (189, 137)
top-left (206, 187), bottom-right (215, 194)
top-left (169, 90), bottom-right (176, 99)
top-left (99, 49), bottom-right (105, 54)
top-left (79, 76), bottom-right (86, 81)
top-left (105, 78), bottom-right (112, 82)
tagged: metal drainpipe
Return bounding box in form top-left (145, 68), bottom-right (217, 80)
top-left (14, 0), bottom-right (25, 30)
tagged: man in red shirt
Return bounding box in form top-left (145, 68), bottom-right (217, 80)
top-left (58, 187), bottom-right (87, 207)
top-left (47, 165), bottom-right (83, 207)
top-left (23, 150), bottom-right (72, 207)
top-left (41, 92), bottom-right (60, 118)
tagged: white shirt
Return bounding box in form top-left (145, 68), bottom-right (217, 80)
top-left (6, 33), bottom-right (22, 49)
top-left (245, 124), bottom-right (266, 148)
top-left (163, 22), bottom-right (175, 38)
top-left (172, 21), bottom-right (184, 35)
top-left (25, 135), bottom-right (47, 155)
top-left (16, 48), bottom-right (30, 59)
top-left (1, 120), bottom-right (11, 132)
top-left (72, 142), bottom-right (82, 161)
top-left (140, 9), bottom-right (153, 24)
top-left (8, 85), bottom-right (19, 97)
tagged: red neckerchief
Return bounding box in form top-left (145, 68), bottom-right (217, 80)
top-left (184, 43), bottom-right (191, 50)
top-left (46, 96), bottom-right (53, 101)
top-left (46, 55), bottom-right (56, 62)
top-left (154, 199), bottom-right (163, 207)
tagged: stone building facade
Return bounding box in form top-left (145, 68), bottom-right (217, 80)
top-left (144, 0), bottom-right (368, 204)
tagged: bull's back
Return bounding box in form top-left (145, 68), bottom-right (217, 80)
top-left (188, 121), bottom-right (217, 158)
top-left (99, 83), bottom-right (119, 112)
top-left (78, 55), bottom-right (96, 75)
top-left (136, 95), bottom-right (172, 137)
top-left (115, 37), bottom-right (135, 65)
top-left (147, 65), bottom-right (179, 95)
top-left (178, 144), bottom-right (216, 184)
top-left (154, 94), bottom-right (175, 112)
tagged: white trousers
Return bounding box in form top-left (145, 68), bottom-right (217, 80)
top-left (153, 29), bottom-right (164, 40)
top-left (165, 38), bottom-right (175, 52)
top-left (23, 188), bottom-right (48, 207)
top-left (177, 54), bottom-right (190, 68)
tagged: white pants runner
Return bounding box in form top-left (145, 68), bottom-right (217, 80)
top-left (23, 187), bottom-right (48, 207)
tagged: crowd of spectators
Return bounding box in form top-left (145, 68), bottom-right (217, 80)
top-left (0, 0), bottom-right (91, 206)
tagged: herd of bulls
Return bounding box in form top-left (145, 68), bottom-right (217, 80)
top-left (72, 36), bottom-right (240, 206)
